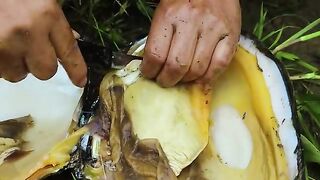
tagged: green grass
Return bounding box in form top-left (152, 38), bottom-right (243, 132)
top-left (63, 0), bottom-right (154, 49)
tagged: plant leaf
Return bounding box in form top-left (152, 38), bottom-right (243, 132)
top-left (91, 14), bottom-right (105, 46)
top-left (299, 94), bottom-right (320, 123)
top-left (136, 0), bottom-right (154, 21)
top-left (262, 26), bottom-right (297, 42)
top-left (301, 135), bottom-right (320, 164)
top-left (273, 18), bottom-right (320, 52)
top-left (290, 72), bottom-right (320, 81)
top-left (297, 110), bottom-right (319, 148)
top-left (299, 31), bottom-right (320, 42)
top-left (275, 51), bottom-right (299, 61)
top-left (115, 0), bottom-right (129, 15)
top-left (269, 26), bottom-right (284, 49)
top-left (253, 3), bottom-right (267, 40)
top-left (275, 51), bottom-right (319, 72)
top-left (280, 18), bottom-right (320, 45)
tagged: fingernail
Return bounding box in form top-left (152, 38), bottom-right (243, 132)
top-left (72, 29), bottom-right (81, 39)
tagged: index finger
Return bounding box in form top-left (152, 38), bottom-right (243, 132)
top-left (141, 4), bottom-right (174, 79)
top-left (49, 7), bottom-right (87, 87)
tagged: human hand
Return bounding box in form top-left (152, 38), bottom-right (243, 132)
top-left (142, 0), bottom-right (241, 87)
top-left (0, 0), bottom-right (87, 87)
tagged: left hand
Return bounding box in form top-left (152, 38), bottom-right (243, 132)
top-left (141, 0), bottom-right (241, 87)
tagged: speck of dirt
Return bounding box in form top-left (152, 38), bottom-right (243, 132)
top-left (72, 62), bottom-right (79, 67)
top-left (257, 62), bottom-right (263, 72)
top-left (217, 155), bottom-right (223, 163)
top-left (242, 112), bottom-right (247, 120)
top-left (175, 57), bottom-right (179, 63)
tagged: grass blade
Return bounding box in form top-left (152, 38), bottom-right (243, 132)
top-left (115, 0), bottom-right (129, 15)
top-left (273, 18), bottom-right (320, 53)
top-left (301, 135), bottom-right (320, 164)
top-left (91, 14), bottom-right (105, 47)
top-left (269, 26), bottom-right (284, 49)
top-left (275, 51), bottom-right (319, 72)
top-left (262, 26), bottom-right (297, 42)
top-left (299, 31), bottom-right (320, 42)
top-left (253, 3), bottom-right (267, 40)
top-left (136, 0), bottom-right (153, 21)
top-left (264, 13), bottom-right (309, 27)
top-left (290, 72), bottom-right (320, 80)
top-left (279, 18), bottom-right (320, 45)
top-left (299, 94), bottom-right (320, 128)
top-left (297, 110), bottom-right (319, 148)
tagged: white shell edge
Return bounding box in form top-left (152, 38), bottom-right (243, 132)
top-left (239, 36), bottom-right (298, 180)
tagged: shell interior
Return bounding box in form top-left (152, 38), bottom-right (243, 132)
top-left (0, 63), bottom-right (83, 180)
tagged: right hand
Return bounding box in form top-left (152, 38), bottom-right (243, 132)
top-left (142, 0), bottom-right (241, 87)
top-left (0, 0), bottom-right (87, 87)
